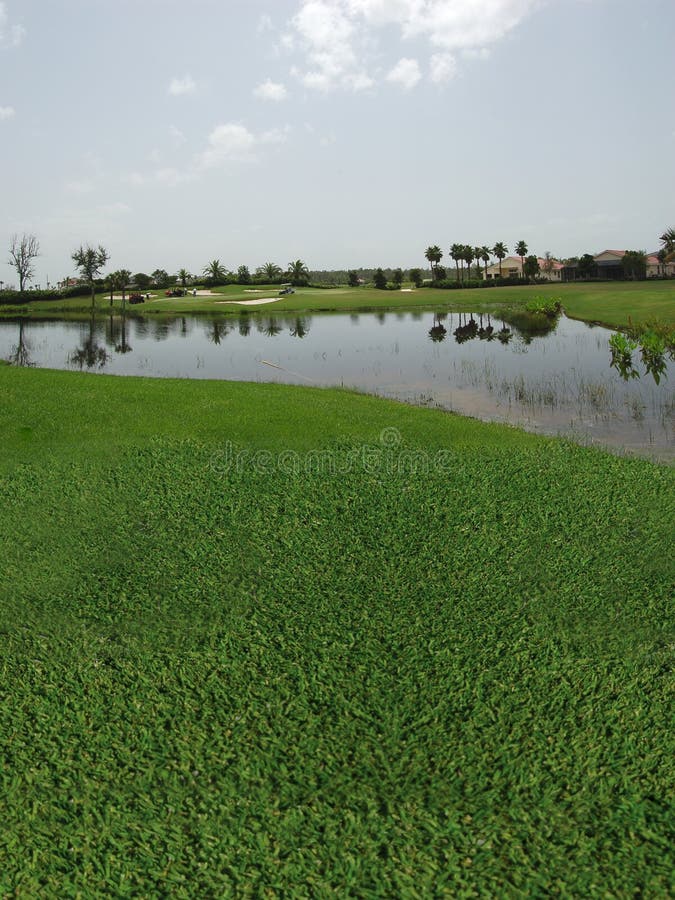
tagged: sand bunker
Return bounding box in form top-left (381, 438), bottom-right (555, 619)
top-left (215, 297), bottom-right (282, 306)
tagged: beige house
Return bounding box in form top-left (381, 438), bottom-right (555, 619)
top-left (594, 249), bottom-right (675, 278)
top-left (483, 256), bottom-right (564, 281)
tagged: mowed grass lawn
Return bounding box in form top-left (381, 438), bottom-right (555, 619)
top-left (3, 279), bottom-right (674, 329)
top-left (1, 366), bottom-right (674, 895)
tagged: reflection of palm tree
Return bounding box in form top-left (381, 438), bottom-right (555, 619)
top-left (498, 321), bottom-right (513, 345)
top-left (70, 314), bottom-right (109, 369)
top-left (453, 312), bottom-right (479, 344)
top-left (290, 317), bottom-right (309, 338)
top-left (8, 319), bottom-right (34, 367)
top-left (115, 313), bottom-right (132, 354)
top-left (428, 313), bottom-right (447, 342)
top-left (263, 318), bottom-right (283, 337)
top-left (208, 318), bottom-right (229, 345)
top-left (238, 316), bottom-right (251, 336)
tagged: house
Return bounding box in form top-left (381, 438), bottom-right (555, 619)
top-left (594, 250), bottom-right (675, 279)
top-left (482, 256), bottom-right (564, 281)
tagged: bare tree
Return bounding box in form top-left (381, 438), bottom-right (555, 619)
top-left (71, 244), bottom-right (110, 309)
top-left (8, 233), bottom-right (40, 293)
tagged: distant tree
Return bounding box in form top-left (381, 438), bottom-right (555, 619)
top-left (541, 251), bottom-right (555, 279)
top-left (287, 260), bottom-right (310, 285)
top-left (151, 269), bottom-right (171, 288)
top-left (622, 250), bottom-right (647, 281)
top-left (450, 244), bottom-right (463, 283)
top-left (492, 242), bottom-right (508, 278)
top-left (108, 268), bottom-right (131, 309)
top-left (463, 246), bottom-right (475, 281)
top-left (515, 240), bottom-right (528, 278)
top-left (202, 260), bottom-right (228, 283)
top-left (473, 247), bottom-right (483, 279)
top-left (237, 265), bottom-right (252, 285)
top-left (176, 268), bottom-right (192, 287)
top-left (425, 245), bottom-right (443, 281)
top-left (71, 244), bottom-right (109, 309)
top-left (133, 272), bottom-right (151, 290)
top-left (8, 233), bottom-right (40, 293)
top-left (657, 248), bottom-right (668, 274)
top-left (435, 265), bottom-right (447, 282)
top-left (257, 262), bottom-right (283, 282)
top-left (659, 227), bottom-right (675, 260)
top-left (480, 246), bottom-right (491, 279)
top-left (577, 253), bottom-right (596, 278)
top-left (523, 255), bottom-right (540, 280)
top-left (348, 269), bottom-right (360, 287)
top-left (373, 268), bottom-right (387, 289)
top-left (392, 268), bottom-right (405, 289)
top-left (409, 267), bottom-right (423, 287)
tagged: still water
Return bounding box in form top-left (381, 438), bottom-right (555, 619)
top-left (2, 310), bottom-right (673, 459)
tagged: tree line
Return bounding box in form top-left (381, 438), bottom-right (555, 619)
top-left (4, 229), bottom-right (675, 300)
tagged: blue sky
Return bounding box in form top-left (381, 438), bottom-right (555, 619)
top-left (1, 0), bottom-right (674, 285)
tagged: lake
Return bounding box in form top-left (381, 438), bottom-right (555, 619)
top-left (2, 310), bottom-right (673, 459)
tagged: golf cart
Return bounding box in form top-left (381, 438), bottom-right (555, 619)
top-left (278, 283), bottom-right (295, 296)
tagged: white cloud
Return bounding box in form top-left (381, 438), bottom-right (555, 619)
top-left (286, 0), bottom-right (541, 89)
top-left (254, 79), bottom-right (289, 101)
top-left (430, 52), bottom-right (457, 84)
top-left (258, 13), bottom-right (274, 32)
top-left (169, 125), bottom-right (187, 145)
top-left (121, 172), bottom-right (145, 187)
top-left (195, 122), bottom-right (289, 171)
top-left (0, 104), bottom-right (15, 119)
top-left (65, 178), bottom-right (95, 194)
top-left (168, 75), bottom-right (197, 97)
top-left (0, 2), bottom-right (25, 48)
top-left (386, 58), bottom-right (421, 91)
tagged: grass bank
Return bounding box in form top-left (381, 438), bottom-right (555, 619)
top-left (1, 367), bottom-right (673, 895)
top-left (2, 280), bottom-right (674, 329)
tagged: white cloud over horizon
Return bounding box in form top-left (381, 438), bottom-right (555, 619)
top-left (285, 0), bottom-right (543, 90)
top-left (386, 58), bottom-right (422, 91)
top-left (254, 79), bottom-right (289, 101)
top-left (121, 122), bottom-right (291, 188)
top-left (0, 2), bottom-right (25, 48)
top-left (168, 74), bottom-right (197, 97)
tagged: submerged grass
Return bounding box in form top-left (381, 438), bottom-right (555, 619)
top-left (0, 367), bottom-right (673, 895)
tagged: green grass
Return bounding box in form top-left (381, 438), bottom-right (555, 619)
top-left (3, 280), bottom-right (674, 329)
top-left (1, 367), bottom-right (674, 895)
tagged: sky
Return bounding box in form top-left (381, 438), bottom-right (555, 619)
top-left (1, 0), bottom-right (674, 285)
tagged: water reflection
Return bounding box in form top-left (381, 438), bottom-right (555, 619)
top-left (8, 319), bottom-right (34, 367)
top-left (1, 310), bottom-right (672, 458)
top-left (69, 315), bottom-right (109, 370)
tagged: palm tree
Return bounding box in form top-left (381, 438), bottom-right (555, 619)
top-left (176, 268), bottom-right (192, 288)
top-left (659, 227), bottom-right (675, 260)
top-left (257, 262), bottom-right (283, 282)
top-left (463, 246), bottom-right (475, 282)
top-left (287, 260), bottom-right (310, 285)
top-left (450, 244), bottom-right (463, 283)
top-left (480, 246), bottom-right (491, 280)
top-left (474, 246), bottom-right (483, 280)
top-left (515, 240), bottom-right (528, 278)
top-left (425, 246), bottom-right (443, 281)
top-left (492, 242), bottom-right (508, 279)
top-left (203, 259), bottom-right (228, 283)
